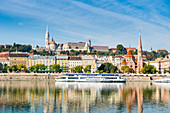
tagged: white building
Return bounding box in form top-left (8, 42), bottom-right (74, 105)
top-left (68, 57), bottom-right (82, 72)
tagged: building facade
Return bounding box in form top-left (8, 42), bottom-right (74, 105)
top-left (81, 55), bottom-right (97, 73)
top-left (28, 55), bottom-right (69, 72)
top-left (32, 26), bottom-right (113, 54)
top-left (68, 57), bottom-right (82, 72)
top-left (8, 52), bottom-right (28, 67)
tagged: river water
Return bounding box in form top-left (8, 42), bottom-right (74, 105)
top-left (0, 81), bottom-right (170, 113)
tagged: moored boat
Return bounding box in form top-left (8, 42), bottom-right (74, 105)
top-left (55, 74), bottom-right (126, 83)
top-left (152, 78), bottom-right (170, 83)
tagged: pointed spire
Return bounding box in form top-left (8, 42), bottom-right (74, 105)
top-left (52, 37), bottom-right (53, 41)
top-left (138, 30), bottom-right (142, 50)
top-left (46, 25), bottom-right (48, 33)
top-left (139, 29), bottom-right (141, 36)
top-left (129, 44), bottom-right (131, 50)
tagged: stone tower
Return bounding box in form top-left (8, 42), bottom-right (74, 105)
top-left (137, 32), bottom-right (143, 73)
top-left (45, 25), bottom-right (49, 48)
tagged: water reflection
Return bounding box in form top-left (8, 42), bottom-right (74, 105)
top-left (0, 81), bottom-right (170, 113)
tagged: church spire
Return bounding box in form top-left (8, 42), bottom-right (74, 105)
top-left (137, 31), bottom-right (143, 73)
top-left (46, 25), bottom-right (49, 33)
top-left (138, 31), bottom-right (142, 50)
top-left (45, 25), bottom-right (50, 48)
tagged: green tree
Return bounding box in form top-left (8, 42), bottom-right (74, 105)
top-left (49, 65), bottom-right (53, 71)
top-left (74, 65), bottom-right (83, 73)
top-left (29, 66), bottom-right (34, 72)
top-left (17, 64), bottom-right (25, 71)
top-left (121, 65), bottom-right (129, 73)
top-left (8, 67), bottom-right (12, 73)
top-left (141, 64), bottom-right (157, 74)
top-left (116, 44), bottom-right (127, 55)
top-left (52, 64), bottom-right (61, 73)
top-left (98, 62), bottom-right (118, 73)
top-left (84, 65), bottom-right (91, 73)
top-left (39, 64), bottom-right (46, 71)
top-left (12, 65), bottom-right (18, 72)
top-left (34, 64), bottom-right (40, 72)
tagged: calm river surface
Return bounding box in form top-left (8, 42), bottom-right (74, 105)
top-left (0, 81), bottom-right (170, 113)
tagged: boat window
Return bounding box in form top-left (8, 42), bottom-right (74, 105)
top-left (60, 77), bottom-right (66, 79)
top-left (104, 77), bottom-right (117, 79)
top-left (80, 77), bottom-right (86, 79)
top-left (68, 77), bottom-right (78, 79)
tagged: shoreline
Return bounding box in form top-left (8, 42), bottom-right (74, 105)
top-left (0, 73), bottom-right (170, 81)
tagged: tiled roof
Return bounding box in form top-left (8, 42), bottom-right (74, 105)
top-left (69, 57), bottom-right (82, 60)
top-left (67, 42), bottom-right (86, 49)
top-left (110, 48), bottom-right (117, 50)
top-left (126, 47), bottom-right (136, 50)
top-left (92, 46), bottom-right (109, 52)
top-left (125, 50), bottom-right (134, 57)
top-left (9, 54), bottom-right (28, 57)
top-left (121, 59), bottom-right (127, 65)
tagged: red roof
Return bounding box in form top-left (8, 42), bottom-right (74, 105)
top-left (126, 48), bottom-right (136, 50)
top-left (125, 50), bottom-right (134, 57)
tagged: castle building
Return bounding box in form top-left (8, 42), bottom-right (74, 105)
top-left (121, 32), bottom-right (143, 73)
top-left (32, 26), bottom-right (110, 54)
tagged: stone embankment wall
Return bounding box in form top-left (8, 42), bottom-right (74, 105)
top-left (0, 73), bottom-right (169, 81)
top-left (122, 76), bottom-right (170, 82)
top-left (0, 73), bottom-right (61, 81)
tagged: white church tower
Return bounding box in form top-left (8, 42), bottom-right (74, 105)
top-left (45, 25), bottom-right (49, 48)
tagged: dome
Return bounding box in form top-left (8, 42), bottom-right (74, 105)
top-left (49, 40), bottom-right (55, 45)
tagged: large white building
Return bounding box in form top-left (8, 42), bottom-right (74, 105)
top-left (33, 26), bottom-right (91, 54)
top-left (32, 26), bottom-right (110, 54)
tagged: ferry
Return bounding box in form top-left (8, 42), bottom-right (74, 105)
top-left (55, 74), bottom-right (126, 83)
top-left (152, 78), bottom-right (170, 83)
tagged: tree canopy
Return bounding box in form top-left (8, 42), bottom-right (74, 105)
top-left (84, 65), bottom-right (91, 73)
top-left (141, 64), bottom-right (157, 74)
top-left (98, 62), bottom-right (118, 73)
top-left (74, 65), bottom-right (83, 73)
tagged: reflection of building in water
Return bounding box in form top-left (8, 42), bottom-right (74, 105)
top-left (0, 81), bottom-right (170, 113)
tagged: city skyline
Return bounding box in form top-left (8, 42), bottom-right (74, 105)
top-left (0, 0), bottom-right (170, 51)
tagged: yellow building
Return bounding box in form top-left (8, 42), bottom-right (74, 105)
top-left (9, 52), bottom-right (28, 67)
top-left (28, 55), bottom-right (68, 72)
top-left (56, 55), bottom-right (69, 72)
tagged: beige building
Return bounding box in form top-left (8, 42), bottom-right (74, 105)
top-left (108, 55), bottom-right (124, 68)
top-left (68, 57), bottom-right (82, 72)
top-left (81, 55), bottom-right (97, 73)
top-left (9, 52), bottom-right (28, 67)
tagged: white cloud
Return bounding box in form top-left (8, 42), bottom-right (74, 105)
top-left (0, 0), bottom-right (169, 51)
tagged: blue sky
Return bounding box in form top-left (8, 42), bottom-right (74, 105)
top-left (0, 0), bottom-right (170, 51)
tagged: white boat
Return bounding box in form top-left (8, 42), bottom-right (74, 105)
top-left (153, 78), bottom-right (170, 83)
top-left (55, 74), bottom-right (126, 83)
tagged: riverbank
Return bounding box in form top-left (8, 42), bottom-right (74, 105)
top-left (0, 73), bottom-right (60, 81)
top-left (0, 73), bottom-right (170, 81)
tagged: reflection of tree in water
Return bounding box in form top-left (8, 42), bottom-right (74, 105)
top-left (0, 87), bottom-right (31, 112)
top-left (0, 81), bottom-right (170, 113)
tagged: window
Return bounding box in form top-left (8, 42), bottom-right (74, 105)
top-left (68, 77), bottom-right (78, 79)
